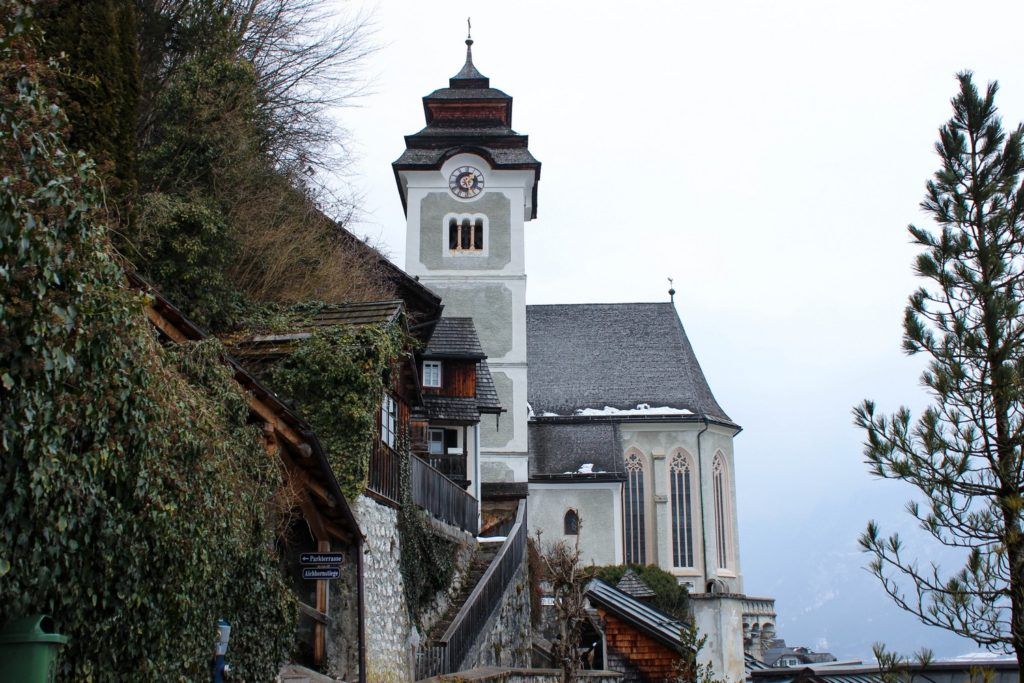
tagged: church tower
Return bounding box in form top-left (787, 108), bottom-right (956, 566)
top-left (393, 33), bottom-right (540, 484)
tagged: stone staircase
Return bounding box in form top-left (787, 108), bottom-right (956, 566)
top-left (427, 540), bottom-right (501, 641)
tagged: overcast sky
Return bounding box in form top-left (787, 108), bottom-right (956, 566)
top-left (329, 0), bottom-right (1024, 661)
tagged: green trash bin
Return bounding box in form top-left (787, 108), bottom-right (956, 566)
top-left (0, 615), bottom-right (69, 683)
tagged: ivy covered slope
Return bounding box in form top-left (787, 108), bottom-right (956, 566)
top-left (0, 8), bottom-right (293, 679)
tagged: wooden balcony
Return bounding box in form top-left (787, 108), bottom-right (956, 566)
top-left (367, 441), bottom-right (479, 536)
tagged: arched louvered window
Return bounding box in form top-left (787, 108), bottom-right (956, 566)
top-left (623, 450), bottom-right (646, 564)
top-left (563, 509), bottom-right (579, 535)
top-left (669, 450), bottom-right (694, 568)
top-left (713, 453), bottom-right (731, 569)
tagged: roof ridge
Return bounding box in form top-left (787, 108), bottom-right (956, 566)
top-left (527, 301), bottom-right (673, 308)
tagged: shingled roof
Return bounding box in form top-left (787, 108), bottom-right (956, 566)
top-left (526, 303), bottom-right (734, 426)
top-left (586, 579), bottom-right (688, 654)
top-left (476, 360), bottom-right (502, 414)
top-left (227, 301), bottom-right (405, 372)
top-left (424, 317), bottom-right (486, 359)
top-left (528, 422), bottom-right (623, 480)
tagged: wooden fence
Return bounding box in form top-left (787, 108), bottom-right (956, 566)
top-left (367, 441), bottom-right (402, 506)
top-left (410, 455), bottom-right (479, 535)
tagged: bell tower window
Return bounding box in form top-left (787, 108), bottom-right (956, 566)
top-left (445, 213), bottom-right (487, 254)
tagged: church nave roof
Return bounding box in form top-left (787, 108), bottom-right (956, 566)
top-left (526, 302), bottom-right (735, 426)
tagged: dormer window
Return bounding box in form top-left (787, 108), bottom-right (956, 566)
top-left (446, 213), bottom-right (487, 254)
top-left (423, 361), bottom-right (442, 388)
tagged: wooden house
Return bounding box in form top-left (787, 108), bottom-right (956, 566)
top-left (415, 317), bottom-right (503, 500)
top-left (134, 274), bottom-right (366, 678)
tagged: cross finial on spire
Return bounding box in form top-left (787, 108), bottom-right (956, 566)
top-left (467, 17), bottom-right (472, 42)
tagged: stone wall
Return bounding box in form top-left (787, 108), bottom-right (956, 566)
top-left (423, 669), bottom-right (622, 683)
top-left (326, 495), bottom-right (477, 683)
top-left (460, 553), bottom-right (532, 670)
top-left (352, 495), bottom-right (413, 682)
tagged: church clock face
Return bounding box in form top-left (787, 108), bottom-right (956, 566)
top-left (448, 166), bottom-right (485, 199)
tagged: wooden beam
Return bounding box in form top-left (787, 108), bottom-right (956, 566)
top-left (314, 539), bottom-right (330, 665)
top-left (324, 519), bottom-right (353, 544)
top-left (278, 448), bottom-right (335, 508)
top-left (300, 492), bottom-right (329, 542)
top-left (247, 397), bottom-right (308, 450)
top-left (145, 304), bottom-right (189, 343)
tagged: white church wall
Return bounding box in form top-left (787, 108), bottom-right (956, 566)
top-left (618, 422), bottom-right (742, 592)
top-left (528, 482), bottom-right (623, 566)
top-left (692, 593), bottom-right (748, 683)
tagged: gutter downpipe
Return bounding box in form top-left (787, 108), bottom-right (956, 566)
top-left (695, 415), bottom-right (710, 592)
top-left (358, 539), bottom-right (366, 683)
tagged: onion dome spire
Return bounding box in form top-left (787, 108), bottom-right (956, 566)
top-left (451, 18), bottom-right (489, 88)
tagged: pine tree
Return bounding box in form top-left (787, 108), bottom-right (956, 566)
top-left (855, 72), bottom-right (1024, 666)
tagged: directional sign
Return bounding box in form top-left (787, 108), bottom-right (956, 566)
top-left (302, 567), bottom-right (341, 580)
top-left (300, 552), bottom-right (344, 566)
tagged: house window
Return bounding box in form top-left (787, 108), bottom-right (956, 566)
top-left (563, 509), bottom-right (579, 535)
top-left (446, 214), bottom-right (485, 253)
top-left (380, 393), bottom-right (397, 449)
top-left (669, 451), bottom-right (694, 568)
top-left (623, 450), bottom-right (646, 565)
top-left (428, 428), bottom-right (458, 455)
top-left (423, 361), bottom-right (442, 388)
top-left (713, 453), bottom-right (730, 569)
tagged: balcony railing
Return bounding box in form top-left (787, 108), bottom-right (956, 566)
top-left (367, 441), bottom-right (401, 507)
top-left (410, 455), bottom-right (479, 535)
top-left (424, 452), bottom-right (468, 483)
top-left (415, 500), bottom-right (526, 678)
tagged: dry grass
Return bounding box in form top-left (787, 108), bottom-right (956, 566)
top-left (217, 158), bottom-right (395, 306)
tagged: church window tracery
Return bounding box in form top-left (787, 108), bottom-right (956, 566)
top-left (669, 450), bottom-right (694, 568)
top-left (624, 450), bottom-right (647, 565)
top-left (713, 453), bottom-right (731, 569)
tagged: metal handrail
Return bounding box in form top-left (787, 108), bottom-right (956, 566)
top-left (416, 499), bottom-right (527, 677)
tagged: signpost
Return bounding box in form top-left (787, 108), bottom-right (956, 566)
top-left (300, 552), bottom-right (343, 580)
top-left (302, 567), bottom-right (341, 580)
top-left (300, 552), bottom-right (344, 565)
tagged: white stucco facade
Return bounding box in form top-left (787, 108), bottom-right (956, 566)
top-left (400, 154), bottom-right (535, 484)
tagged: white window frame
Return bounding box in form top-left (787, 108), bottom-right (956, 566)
top-left (423, 360), bottom-right (442, 388)
top-left (428, 428), bottom-right (445, 455)
top-left (381, 393), bottom-right (397, 449)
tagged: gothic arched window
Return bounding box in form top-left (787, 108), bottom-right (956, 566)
top-left (713, 453), bottom-right (731, 569)
top-left (563, 509), bottom-right (579, 535)
top-left (669, 450), bottom-right (694, 568)
top-left (623, 450), bottom-right (646, 565)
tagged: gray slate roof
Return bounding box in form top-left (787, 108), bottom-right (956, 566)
top-left (528, 422), bottom-right (623, 480)
top-left (424, 317), bottom-right (486, 359)
top-left (422, 395), bottom-right (480, 424)
top-left (476, 360), bottom-right (502, 413)
top-left (616, 569), bottom-right (656, 598)
top-left (585, 579), bottom-right (687, 653)
top-left (526, 303), bottom-right (734, 425)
